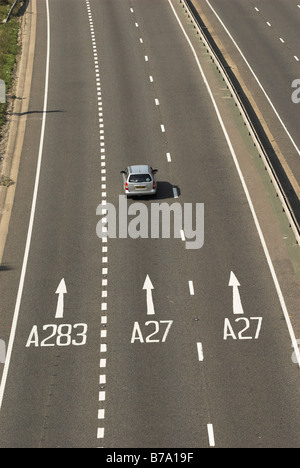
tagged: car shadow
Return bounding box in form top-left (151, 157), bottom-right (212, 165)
top-left (156, 181), bottom-right (181, 200)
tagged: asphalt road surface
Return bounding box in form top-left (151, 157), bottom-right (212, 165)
top-left (196, 0), bottom-right (300, 185)
top-left (0, 0), bottom-right (299, 448)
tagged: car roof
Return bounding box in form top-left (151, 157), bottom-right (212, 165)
top-left (128, 165), bottom-right (151, 173)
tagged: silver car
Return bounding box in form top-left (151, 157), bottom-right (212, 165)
top-left (121, 165), bottom-right (158, 197)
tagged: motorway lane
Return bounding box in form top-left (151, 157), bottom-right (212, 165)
top-left (0, 0), bottom-right (298, 448)
top-left (198, 0), bottom-right (300, 183)
top-left (0, 0), bottom-right (104, 447)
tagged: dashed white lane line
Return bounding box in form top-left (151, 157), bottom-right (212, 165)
top-left (207, 424), bottom-right (215, 447)
top-left (188, 280), bottom-right (194, 296)
top-left (197, 342), bottom-right (204, 362)
top-left (131, 6), bottom-right (173, 167)
top-left (85, 0), bottom-right (108, 444)
top-left (100, 358), bottom-right (107, 368)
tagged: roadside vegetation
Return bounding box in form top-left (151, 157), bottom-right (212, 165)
top-left (0, 0), bottom-right (23, 139)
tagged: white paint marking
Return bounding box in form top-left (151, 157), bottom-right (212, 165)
top-left (189, 280), bottom-right (194, 295)
top-left (161, 124), bottom-right (165, 132)
top-left (229, 272), bottom-right (244, 315)
top-left (55, 279), bottom-right (67, 319)
top-left (97, 428), bottom-right (104, 439)
top-left (197, 342), bottom-right (204, 361)
top-left (166, 152), bottom-right (171, 162)
top-left (99, 375), bottom-right (106, 384)
top-left (207, 424), bottom-right (215, 447)
top-left (180, 229), bottom-right (185, 242)
top-left (143, 275), bottom-right (155, 316)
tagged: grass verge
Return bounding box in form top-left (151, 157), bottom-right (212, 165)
top-left (0, 0), bottom-right (23, 139)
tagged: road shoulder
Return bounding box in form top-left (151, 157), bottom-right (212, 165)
top-left (0, 0), bottom-right (37, 264)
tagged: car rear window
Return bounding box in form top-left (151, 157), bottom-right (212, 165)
top-left (129, 174), bottom-right (152, 183)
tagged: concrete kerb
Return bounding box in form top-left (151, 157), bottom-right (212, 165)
top-left (0, 0), bottom-right (37, 264)
top-left (181, 0), bottom-right (300, 246)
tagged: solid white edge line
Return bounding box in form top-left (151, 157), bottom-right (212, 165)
top-left (205, 0), bottom-right (300, 158)
top-left (0, 0), bottom-right (51, 409)
top-left (168, 0), bottom-right (300, 368)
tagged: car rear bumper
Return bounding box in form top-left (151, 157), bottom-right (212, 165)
top-left (125, 187), bottom-right (157, 197)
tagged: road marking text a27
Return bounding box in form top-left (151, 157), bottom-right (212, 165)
top-left (223, 317), bottom-right (262, 340)
top-left (131, 320), bottom-right (173, 343)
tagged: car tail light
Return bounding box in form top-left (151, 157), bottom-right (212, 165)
top-left (125, 182), bottom-right (129, 191)
top-left (153, 181), bottom-right (156, 190)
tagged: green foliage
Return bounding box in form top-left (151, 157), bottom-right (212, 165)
top-left (0, 1), bottom-right (20, 137)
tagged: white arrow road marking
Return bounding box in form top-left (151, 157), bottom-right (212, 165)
top-left (229, 272), bottom-right (244, 315)
top-left (55, 279), bottom-right (67, 319)
top-left (143, 275), bottom-right (155, 316)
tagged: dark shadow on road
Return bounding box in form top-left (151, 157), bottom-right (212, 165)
top-left (8, 109), bottom-right (65, 117)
